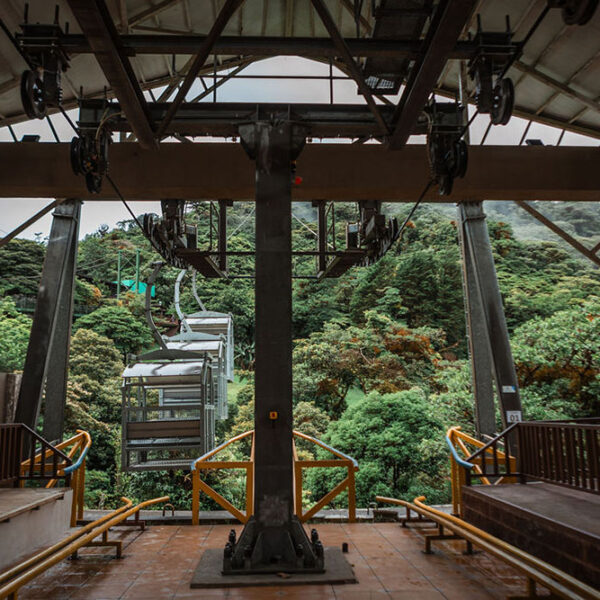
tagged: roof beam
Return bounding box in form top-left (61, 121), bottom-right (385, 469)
top-left (155, 0), bottom-right (245, 138)
top-left (388, 0), bottom-right (478, 149)
top-left (512, 60), bottom-right (600, 115)
top-left (0, 143), bottom-right (598, 201)
top-left (309, 0), bottom-right (388, 135)
top-left (66, 0), bottom-right (156, 149)
top-left (51, 34), bottom-right (478, 58)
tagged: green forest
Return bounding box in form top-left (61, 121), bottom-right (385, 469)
top-left (1, 200), bottom-right (598, 511)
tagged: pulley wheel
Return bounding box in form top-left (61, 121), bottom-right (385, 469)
top-left (561, 0), bottom-right (598, 24)
top-left (452, 139), bottom-right (468, 179)
top-left (70, 136), bottom-right (83, 175)
top-left (491, 78), bottom-right (514, 126)
top-left (85, 172), bottom-right (103, 194)
top-left (20, 70), bottom-right (46, 120)
top-left (438, 173), bottom-right (454, 196)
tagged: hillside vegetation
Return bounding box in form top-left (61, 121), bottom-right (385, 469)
top-left (0, 201), bottom-right (598, 509)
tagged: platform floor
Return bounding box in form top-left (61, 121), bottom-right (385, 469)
top-left (464, 482), bottom-right (600, 535)
top-left (13, 522), bottom-right (556, 599)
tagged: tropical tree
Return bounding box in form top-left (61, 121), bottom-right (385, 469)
top-left (0, 298), bottom-right (31, 372)
top-left (74, 304), bottom-right (154, 357)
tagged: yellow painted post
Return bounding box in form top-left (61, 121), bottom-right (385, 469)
top-left (70, 468), bottom-right (79, 527)
top-left (347, 463), bottom-right (356, 523)
top-left (192, 469), bottom-right (199, 526)
top-left (77, 459), bottom-right (86, 520)
top-left (294, 463), bottom-right (303, 519)
top-left (245, 463), bottom-right (253, 518)
top-left (457, 464), bottom-right (466, 518)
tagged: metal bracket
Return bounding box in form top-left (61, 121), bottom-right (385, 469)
top-left (15, 5), bottom-right (70, 119)
top-left (425, 100), bottom-right (468, 196)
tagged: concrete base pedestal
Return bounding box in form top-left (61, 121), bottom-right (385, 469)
top-left (190, 547), bottom-right (357, 588)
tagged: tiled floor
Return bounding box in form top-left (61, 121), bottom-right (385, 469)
top-left (16, 522), bottom-right (549, 599)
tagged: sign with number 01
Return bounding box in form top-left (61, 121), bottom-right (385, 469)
top-left (506, 410), bottom-right (522, 423)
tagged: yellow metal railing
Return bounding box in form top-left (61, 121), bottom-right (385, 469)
top-left (0, 495), bottom-right (168, 600)
top-left (376, 495), bottom-right (599, 600)
top-left (292, 430), bottom-right (357, 523)
top-left (20, 429), bottom-right (92, 526)
top-left (446, 426), bottom-right (515, 516)
top-left (191, 430), bottom-right (358, 525)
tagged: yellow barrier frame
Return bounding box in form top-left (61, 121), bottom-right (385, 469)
top-left (191, 429), bottom-right (358, 525)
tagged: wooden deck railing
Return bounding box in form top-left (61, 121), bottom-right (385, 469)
top-left (517, 421), bottom-right (599, 494)
top-left (464, 420), bottom-right (599, 495)
top-left (0, 424), bottom-right (72, 487)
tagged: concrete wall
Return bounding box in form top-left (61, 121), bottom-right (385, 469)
top-left (0, 372), bottom-right (21, 423)
top-left (0, 488), bottom-right (73, 571)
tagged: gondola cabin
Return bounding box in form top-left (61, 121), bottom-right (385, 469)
top-left (121, 353), bottom-right (216, 472)
top-left (184, 311), bottom-right (234, 382)
top-left (166, 334), bottom-right (229, 420)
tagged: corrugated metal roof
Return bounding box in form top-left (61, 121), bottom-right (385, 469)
top-left (0, 1), bottom-right (598, 139)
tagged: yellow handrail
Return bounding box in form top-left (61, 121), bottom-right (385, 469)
top-left (191, 430), bottom-right (358, 525)
top-left (0, 496), bottom-right (169, 600)
top-left (446, 426), bottom-right (516, 516)
top-left (20, 429), bottom-right (92, 527)
top-left (0, 498), bottom-right (133, 586)
top-left (377, 495), bottom-right (599, 600)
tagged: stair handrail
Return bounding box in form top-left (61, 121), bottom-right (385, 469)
top-left (62, 430), bottom-right (92, 475)
top-left (0, 496), bottom-right (169, 600)
top-left (465, 422), bottom-right (519, 464)
top-left (445, 427), bottom-right (476, 470)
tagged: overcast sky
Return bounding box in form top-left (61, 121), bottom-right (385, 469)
top-left (1, 56), bottom-right (597, 242)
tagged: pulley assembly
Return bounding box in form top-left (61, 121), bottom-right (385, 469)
top-left (548, 0), bottom-right (599, 25)
top-left (425, 100), bottom-right (468, 196)
top-left (70, 128), bottom-right (110, 194)
top-left (16, 6), bottom-right (70, 120)
top-left (468, 16), bottom-right (517, 127)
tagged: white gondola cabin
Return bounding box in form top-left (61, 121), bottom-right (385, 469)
top-left (121, 352), bottom-right (216, 472)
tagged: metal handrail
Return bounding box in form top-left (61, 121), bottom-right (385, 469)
top-left (466, 422), bottom-right (518, 463)
top-left (190, 429), bottom-right (359, 524)
top-left (0, 496), bottom-right (169, 600)
top-left (445, 431), bottom-right (475, 470)
top-left (63, 431), bottom-right (92, 475)
top-left (293, 430), bottom-right (359, 469)
top-left (0, 498), bottom-right (133, 586)
top-left (190, 429), bottom-right (254, 470)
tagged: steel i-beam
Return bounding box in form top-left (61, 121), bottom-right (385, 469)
top-left (222, 121), bottom-right (324, 574)
top-left (458, 202), bottom-right (522, 431)
top-left (15, 199), bottom-right (82, 435)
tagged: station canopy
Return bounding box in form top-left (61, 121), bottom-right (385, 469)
top-left (0, 1), bottom-right (598, 141)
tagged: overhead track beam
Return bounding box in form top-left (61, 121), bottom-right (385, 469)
top-left (66, 0), bottom-right (156, 149)
top-left (1, 143), bottom-right (599, 201)
top-left (389, 0), bottom-right (478, 149)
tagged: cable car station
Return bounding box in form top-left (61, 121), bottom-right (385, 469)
top-left (0, 0), bottom-right (599, 598)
